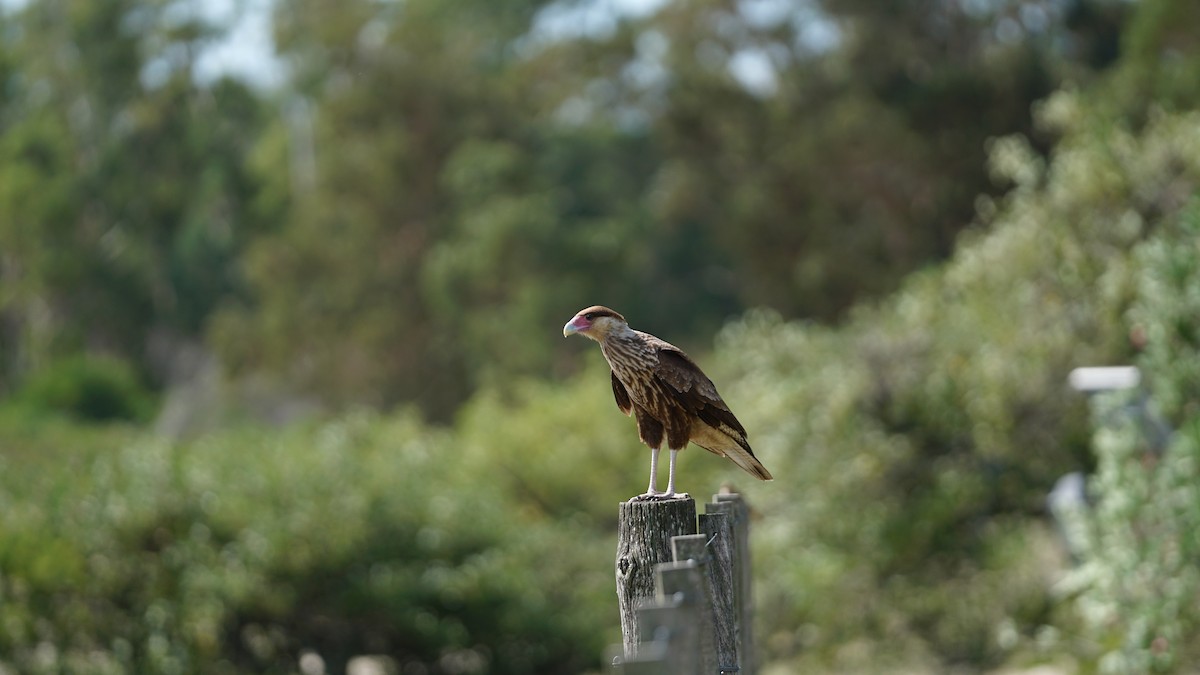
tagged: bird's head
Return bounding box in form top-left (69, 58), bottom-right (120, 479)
top-left (563, 305), bottom-right (627, 342)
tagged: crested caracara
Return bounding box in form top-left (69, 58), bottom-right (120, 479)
top-left (564, 305), bottom-right (772, 499)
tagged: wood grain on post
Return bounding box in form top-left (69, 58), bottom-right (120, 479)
top-left (655, 560), bottom-right (706, 673)
top-left (620, 595), bottom-right (691, 673)
top-left (699, 509), bottom-right (737, 672)
top-left (713, 492), bottom-right (754, 674)
top-left (672, 534), bottom-right (720, 672)
top-left (615, 496), bottom-right (697, 658)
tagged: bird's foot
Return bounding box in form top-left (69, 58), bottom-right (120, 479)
top-left (631, 491), bottom-right (690, 501)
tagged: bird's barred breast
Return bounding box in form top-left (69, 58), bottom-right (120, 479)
top-left (600, 336), bottom-right (657, 383)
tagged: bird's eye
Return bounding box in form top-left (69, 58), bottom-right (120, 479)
top-left (584, 312), bottom-right (596, 320)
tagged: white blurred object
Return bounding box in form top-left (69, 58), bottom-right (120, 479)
top-left (347, 656), bottom-right (398, 675)
top-left (1047, 472), bottom-right (1089, 562)
top-left (299, 651), bottom-right (326, 675)
top-left (1068, 366), bottom-right (1140, 392)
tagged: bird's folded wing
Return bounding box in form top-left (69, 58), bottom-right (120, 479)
top-left (611, 370), bottom-right (632, 416)
top-left (654, 349), bottom-right (747, 437)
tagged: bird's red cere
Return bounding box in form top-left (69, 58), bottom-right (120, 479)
top-left (563, 314), bottom-right (591, 336)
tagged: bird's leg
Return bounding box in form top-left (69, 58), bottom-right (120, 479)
top-left (662, 448), bottom-right (680, 498)
top-left (641, 447), bottom-right (661, 498)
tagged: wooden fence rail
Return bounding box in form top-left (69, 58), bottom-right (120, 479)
top-left (611, 491), bottom-right (755, 674)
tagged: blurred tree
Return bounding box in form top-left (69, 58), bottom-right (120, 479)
top-left (213, 0), bottom-right (552, 415)
top-left (217, 0), bottom-right (1134, 419)
top-left (1107, 0), bottom-right (1200, 115)
top-left (0, 0), bottom-right (269, 394)
top-left (213, 0), bottom-right (743, 417)
top-left (629, 0), bottom-right (1133, 318)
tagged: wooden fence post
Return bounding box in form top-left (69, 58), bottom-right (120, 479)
top-left (698, 509), bottom-right (737, 672)
top-left (612, 491), bottom-right (756, 674)
top-left (615, 497), bottom-right (697, 659)
top-left (620, 586), bottom-right (694, 674)
top-left (711, 492), bottom-right (754, 674)
top-left (671, 534), bottom-right (719, 671)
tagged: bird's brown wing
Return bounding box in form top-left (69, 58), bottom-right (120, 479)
top-left (654, 348), bottom-right (747, 437)
top-left (611, 370), bottom-right (633, 416)
top-left (655, 346), bottom-right (772, 480)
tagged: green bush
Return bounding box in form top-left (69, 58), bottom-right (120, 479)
top-left (1067, 393), bottom-right (1200, 674)
top-left (444, 100), bottom-right (1200, 672)
top-left (15, 355), bottom-right (154, 423)
top-left (1060, 201), bottom-right (1200, 673)
top-left (0, 412), bottom-right (613, 674)
top-left (701, 100), bottom-right (1200, 671)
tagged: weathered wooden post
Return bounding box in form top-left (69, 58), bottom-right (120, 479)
top-left (615, 497), bottom-right (697, 659)
top-left (710, 492), bottom-right (754, 674)
top-left (628, 561), bottom-right (706, 673)
top-left (698, 508), bottom-right (737, 672)
top-left (672, 534), bottom-right (720, 671)
top-left (612, 491), bottom-right (757, 673)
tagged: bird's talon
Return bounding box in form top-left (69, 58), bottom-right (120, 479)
top-left (630, 491), bottom-right (690, 501)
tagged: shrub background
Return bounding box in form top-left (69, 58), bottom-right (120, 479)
top-left (2, 0), bottom-right (1200, 673)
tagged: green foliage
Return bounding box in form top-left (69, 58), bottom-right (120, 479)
top-left (207, 0), bottom-right (1132, 418)
top-left (1113, 0), bottom-right (1200, 114)
top-left (0, 0), bottom-right (268, 391)
top-left (699, 97), bottom-right (1200, 671)
top-left (639, 0), bottom-right (1102, 319)
top-left (1058, 201), bottom-right (1200, 672)
top-left (3, 0), bottom-right (1200, 673)
top-left (0, 0), bottom-right (1160, 418)
top-left (0, 412), bottom-right (612, 674)
top-left (14, 355), bottom-right (154, 422)
top-left (1129, 204), bottom-right (1200, 424)
top-left (1066, 394), bottom-right (1200, 674)
top-left (361, 95), bottom-right (1200, 670)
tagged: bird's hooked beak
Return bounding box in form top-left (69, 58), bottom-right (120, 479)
top-left (563, 314), bottom-right (590, 337)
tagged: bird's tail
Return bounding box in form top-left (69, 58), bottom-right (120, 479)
top-left (693, 423), bottom-right (774, 480)
top-left (727, 446), bottom-right (774, 481)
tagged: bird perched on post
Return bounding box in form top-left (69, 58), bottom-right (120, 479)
top-left (563, 305), bottom-right (772, 499)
